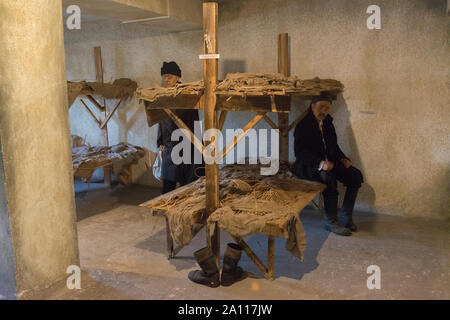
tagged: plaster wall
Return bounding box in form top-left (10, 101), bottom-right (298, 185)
top-left (0, 1), bottom-right (80, 294)
top-left (64, 0), bottom-right (449, 218)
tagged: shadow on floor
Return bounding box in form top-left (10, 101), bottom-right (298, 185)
top-left (74, 179), bottom-right (161, 221)
top-left (136, 209), bottom-right (337, 280)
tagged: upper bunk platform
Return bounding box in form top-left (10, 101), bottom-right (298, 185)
top-left (67, 78), bottom-right (138, 108)
top-left (137, 73), bottom-right (343, 126)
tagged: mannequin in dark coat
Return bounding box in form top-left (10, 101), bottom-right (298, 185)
top-left (157, 61), bottom-right (203, 194)
top-left (292, 94), bottom-right (363, 236)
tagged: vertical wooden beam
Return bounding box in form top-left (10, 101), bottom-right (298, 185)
top-left (278, 33), bottom-right (290, 163)
top-left (203, 2), bottom-right (220, 265)
top-left (268, 236), bottom-right (275, 280)
top-left (165, 217), bottom-right (174, 259)
top-left (94, 46), bottom-right (111, 186)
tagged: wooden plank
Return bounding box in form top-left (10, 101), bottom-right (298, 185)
top-left (79, 99), bottom-right (101, 126)
top-left (164, 109), bottom-right (205, 156)
top-left (217, 112), bottom-right (265, 161)
top-left (142, 94), bottom-right (202, 110)
top-left (100, 98), bottom-right (122, 129)
top-left (278, 33), bottom-right (290, 163)
top-left (216, 95), bottom-right (291, 113)
top-left (203, 2), bottom-right (220, 267)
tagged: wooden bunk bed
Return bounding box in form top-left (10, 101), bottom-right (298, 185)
top-left (139, 3), bottom-right (344, 280)
top-left (67, 47), bottom-right (143, 186)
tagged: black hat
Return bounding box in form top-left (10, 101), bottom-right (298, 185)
top-left (161, 61), bottom-right (181, 77)
top-left (311, 93), bottom-right (333, 104)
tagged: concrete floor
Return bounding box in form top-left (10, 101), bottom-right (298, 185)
top-left (23, 178), bottom-right (450, 300)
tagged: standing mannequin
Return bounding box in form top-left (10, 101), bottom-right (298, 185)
top-left (157, 61), bottom-right (201, 193)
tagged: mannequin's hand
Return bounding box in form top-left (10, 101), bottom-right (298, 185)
top-left (322, 161), bottom-right (334, 171)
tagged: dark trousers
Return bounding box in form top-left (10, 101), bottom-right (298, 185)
top-left (161, 164), bottom-right (202, 194)
top-left (309, 162), bottom-right (363, 221)
top-left (162, 180), bottom-right (177, 194)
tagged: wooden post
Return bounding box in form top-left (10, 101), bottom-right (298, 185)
top-left (268, 236), bottom-right (275, 280)
top-left (94, 46), bottom-right (111, 186)
top-left (278, 33), bottom-right (290, 164)
top-left (203, 2), bottom-right (220, 264)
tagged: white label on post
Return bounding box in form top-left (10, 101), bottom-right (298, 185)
top-left (199, 54), bottom-right (220, 60)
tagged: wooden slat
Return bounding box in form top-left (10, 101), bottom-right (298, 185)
top-left (79, 99), bottom-right (101, 126)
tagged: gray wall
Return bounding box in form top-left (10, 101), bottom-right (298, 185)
top-left (64, 0), bottom-right (449, 218)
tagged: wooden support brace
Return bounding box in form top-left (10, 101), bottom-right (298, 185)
top-left (263, 114), bottom-right (279, 130)
top-left (80, 99), bottom-right (101, 126)
top-left (217, 112), bottom-right (266, 161)
top-left (232, 236), bottom-right (273, 280)
top-left (164, 109), bottom-right (205, 156)
top-left (100, 98), bottom-right (123, 129)
top-left (85, 94), bottom-right (105, 112)
top-left (286, 108), bottom-right (309, 136)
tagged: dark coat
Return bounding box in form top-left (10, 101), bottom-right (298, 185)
top-left (157, 109), bottom-right (201, 183)
top-left (292, 108), bottom-right (348, 179)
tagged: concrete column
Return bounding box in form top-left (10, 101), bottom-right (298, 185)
top-left (0, 1), bottom-right (79, 298)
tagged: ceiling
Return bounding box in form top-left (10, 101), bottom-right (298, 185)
top-left (62, 0), bottom-right (202, 32)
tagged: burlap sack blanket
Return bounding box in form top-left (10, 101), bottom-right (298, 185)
top-left (142, 163), bottom-right (325, 260)
top-left (72, 142), bottom-right (145, 181)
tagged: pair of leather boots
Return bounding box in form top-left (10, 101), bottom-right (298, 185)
top-left (324, 187), bottom-right (358, 236)
top-left (188, 243), bottom-right (247, 288)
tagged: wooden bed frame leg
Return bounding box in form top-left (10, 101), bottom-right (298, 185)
top-left (268, 236), bottom-right (275, 280)
top-left (165, 217), bottom-right (174, 259)
top-left (232, 236), bottom-right (272, 280)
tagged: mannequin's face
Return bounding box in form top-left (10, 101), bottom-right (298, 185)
top-left (161, 74), bottom-right (179, 88)
top-left (311, 100), bottom-right (331, 121)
